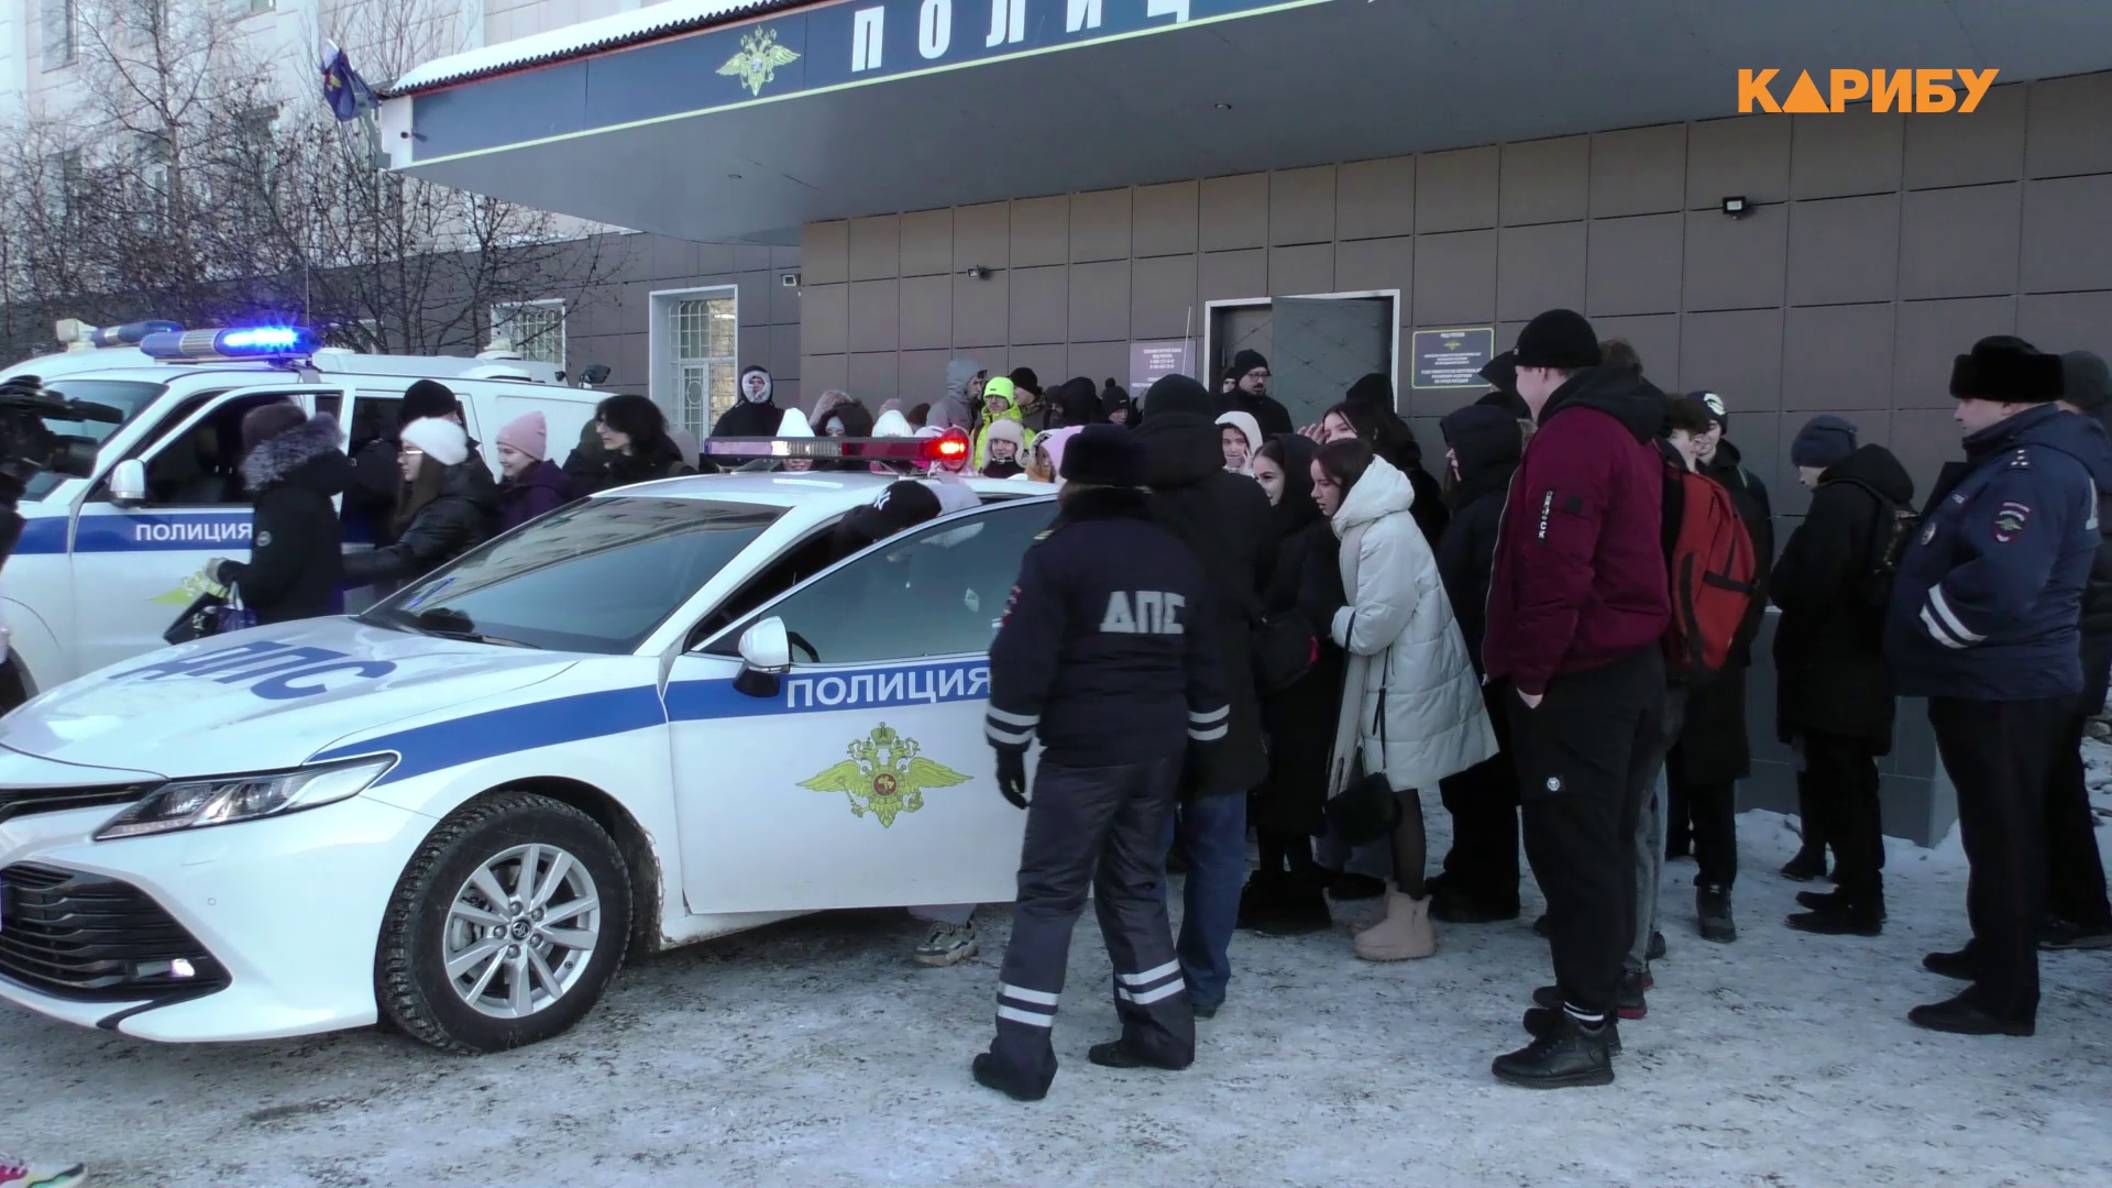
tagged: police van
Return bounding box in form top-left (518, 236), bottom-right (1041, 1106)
top-left (0, 323), bottom-right (602, 702)
top-left (0, 435), bottom-right (1056, 1053)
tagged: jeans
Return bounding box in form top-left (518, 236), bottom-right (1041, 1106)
top-left (1162, 792), bottom-right (1247, 1010)
top-left (1628, 687), bottom-right (1685, 973)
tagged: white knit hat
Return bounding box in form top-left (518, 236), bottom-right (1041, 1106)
top-left (400, 416), bottom-right (470, 467)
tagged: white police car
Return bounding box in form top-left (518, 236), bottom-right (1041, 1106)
top-left (2, 323), bottom-right (598, 704)
top-left (0, 451), bottom-right (1054, 1052)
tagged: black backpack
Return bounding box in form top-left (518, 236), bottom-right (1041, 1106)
top-left (1837, 479), bottom-right (1918, 612)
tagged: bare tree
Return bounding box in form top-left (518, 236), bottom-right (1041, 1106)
top-left (0, 0), bottom-right (623, 364)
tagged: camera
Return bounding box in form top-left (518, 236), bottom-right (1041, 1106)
top-left (0, 374), bottom-right (121, 559)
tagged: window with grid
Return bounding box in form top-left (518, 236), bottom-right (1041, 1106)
top-left (490, 301), bottom-right (566, 370)
top-left (42, 0), bottom-right (76, 67)
top-left (671, 294), bottom-right (738, 439)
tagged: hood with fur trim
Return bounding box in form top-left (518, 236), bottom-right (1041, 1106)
top-left (241, 414), bottom-right (349, 494)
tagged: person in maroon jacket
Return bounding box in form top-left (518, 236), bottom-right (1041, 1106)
top-left (1483, 308), bottom-right (1672, 1090)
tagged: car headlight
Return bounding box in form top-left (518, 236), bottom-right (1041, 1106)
top-left (93, 756), bottom-right (395, 841)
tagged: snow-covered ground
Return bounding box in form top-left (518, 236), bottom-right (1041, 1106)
top-left (6, 783), bottom-right (2110, 1186)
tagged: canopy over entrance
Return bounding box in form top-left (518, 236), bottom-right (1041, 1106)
top-left (381, 0), bottom-right (2112, 242)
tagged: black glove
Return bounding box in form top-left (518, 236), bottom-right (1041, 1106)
top-left (995, 747), bottom-right (1029, 810)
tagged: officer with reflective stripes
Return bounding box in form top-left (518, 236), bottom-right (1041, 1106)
top-left (974, 426), bottom-right (1229, 1102)
top-left (1884, 337), bottom-right (2104, 1037)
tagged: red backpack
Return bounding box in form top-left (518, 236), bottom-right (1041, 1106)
top-left (1662, 463), bottom-right (1758, 684)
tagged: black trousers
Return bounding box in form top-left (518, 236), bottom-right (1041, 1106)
top-left (2045, 649), bottom-right (2112, 928)
top-left (985, 756), bottom-right (1193, 1095)
top-left (1439, 684), bottom-right (1520, 909)
top-left (1799, 731), bottom-right (1885, 902)
top-left (1675, 774), bottom-right (1739, 891)
top-left (1928, 696), bottom-right (2072, 1023)
top-left (1509, 647), bottom-right (1664, 1019)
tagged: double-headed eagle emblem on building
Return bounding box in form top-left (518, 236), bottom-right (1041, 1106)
top-left (718, 28), bottom-right (801, 98)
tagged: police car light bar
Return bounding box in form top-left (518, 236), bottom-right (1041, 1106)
top-left (702, 428), bottom-right (971, 466)
top-left (140, 325), bottom-right (319, 362)
top-left (56, 319), bottom-right (182, 348)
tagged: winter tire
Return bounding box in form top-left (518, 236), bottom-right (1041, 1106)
top-left (377, 792), bottom-right (632, 1054)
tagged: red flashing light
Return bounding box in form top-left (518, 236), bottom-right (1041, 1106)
top-left (701, 428), bottom-right (973, 467)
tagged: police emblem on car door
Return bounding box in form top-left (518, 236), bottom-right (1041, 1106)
top-left (799, 724), bottom-right (969, 826)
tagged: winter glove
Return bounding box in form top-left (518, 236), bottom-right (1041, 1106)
top-left (995, 747), bottom-right (1029, 810)
top-left (203, 557), bottom-right (234, 587)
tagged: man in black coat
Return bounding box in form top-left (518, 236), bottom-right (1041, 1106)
top-left (1133, 374), bottom-right (1273, 1017)
top-left (1665, 390), bottom-right (1774, 943)
top-left (711, 365), bottom-right (785, 437)
top-left (210, 405), bottom-right (349, 624)
top-left (1217, 350), bottom-right (1294, 438)
top-left (1775, 418), bottom-right (1914, 936)
top-left (2044, 351), bottom-right (2112, 949)
top-left (1429, 403), bottom-right (1524, 922)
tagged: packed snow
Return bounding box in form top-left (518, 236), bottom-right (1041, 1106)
top-left (5, 792), bottom-right (2108, 1186)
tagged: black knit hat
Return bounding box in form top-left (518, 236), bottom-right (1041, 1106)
top-left (2061, 351), bottom-right (2110, 414)
top-left (402, 379), bottom-right (459, 425)
top-left (1514, 309), bottom-right (1602, 370)
top-left (1691, 391), bottom-right (1730, 431)
top-left (1791, 414), bottom-right (1859, 469)
top-left (1143, 373), bottom-right (1214, 421)
top-left (1951, 336), bottom-right (2064, 403)
top-left (1061, 424), bottom-right (1145, 487)
top-left (1479, 349), bottom-right (1519, 394)
top-left (1344, 372), bottom-right (1394, 412)
top-left (1008, 367), bottom-right (1041, 397)
top-left (1230, 349), bottom-right (1270, 381)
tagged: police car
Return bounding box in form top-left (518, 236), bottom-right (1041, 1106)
top-left (1, 322), bottom-right (601, 703)
top-left (0, 438), bottom-right (1056, 1053)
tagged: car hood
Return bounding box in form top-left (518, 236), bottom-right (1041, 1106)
top-left (0, 617), bottom-right (580, 778)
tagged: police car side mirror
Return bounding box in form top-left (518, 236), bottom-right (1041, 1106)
top-left (108, 458), bottom-right (147, 506)
top-left (733, 617), bottom-right (792, 698)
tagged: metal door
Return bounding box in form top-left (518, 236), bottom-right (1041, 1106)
top-left (1270, 296), bottom-right (1396, 429)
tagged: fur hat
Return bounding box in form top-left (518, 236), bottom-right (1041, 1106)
top-left (983, 418), bottom-right (1027, 449)
top-left (400, 416), bottom-right (470, 467)
top-left (1951, 336), bottom-right (2064, 403)
top-left (738, 365), bottom-right (773, 405)
top-left (1791, 415), bottom-right (1858, 470)
top-left (240, 401), bottom-right (309, 454)
top-left (402, 379), bottom-right (459, 424)
top-left (498, 410), bottom-right (548, 461)
top-left (1060, 425), bottom-right (1144, 487)
top-left (2061, 351), bottom-right (2110, 414)
top-left (1514, 309), bottom-right (1602, 370)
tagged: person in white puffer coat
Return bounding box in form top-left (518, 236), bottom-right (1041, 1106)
top-left (1313, 439), bottom-right (1498, 960)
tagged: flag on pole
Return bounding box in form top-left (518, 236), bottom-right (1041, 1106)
top-left (320, 38), bottom-right (377, 122)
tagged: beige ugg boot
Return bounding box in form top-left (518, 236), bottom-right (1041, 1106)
top-left (1354, 890), bottom-right (1437, 961)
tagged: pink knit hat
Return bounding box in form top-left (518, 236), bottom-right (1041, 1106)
top-left (498, 410), bottom-right (548, 461)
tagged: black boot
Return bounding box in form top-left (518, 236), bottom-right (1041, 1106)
top-left (2041, 917), bottom-right (2112, 951)
top-left (1922, 948), bottom-right (1977, 981)
top-left (1532, 913), bottom-right (1551, 938)
top-left (1323, 869), bottom-right (1386, 901)
top-left (1647, 931), bottom-right (1667, 961)
top-left (1254, 871), bottom-right (1332, 937)
top-left (1780, 847), bottom-right (1826, 883)
top-left (1087, 1040), bottom-right (1192, 1071)
top-left (1907, 992), bottom-right (2034, 1038)
top-left (1430, 879), bottom-right (1522, 924)
top-left (1786, 897), bottom-right (1884, 936)
top-left (1524, 1006), bottom-right (1622, 1053)
top-left (1492, 1011), bottom-right (1615, 1089)
top-left (1235, 871), bottom-right (1285, 932)
top-left (1616, 968), bottom-right (1649, 1020)
top-left (1696, 883), bottom-right (1737, 944)
top-left (972, 1053), bottom-right (1052, 1102)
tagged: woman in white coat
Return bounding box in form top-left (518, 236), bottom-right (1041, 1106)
top-left (1312, 439), bottom-right (1498, 960)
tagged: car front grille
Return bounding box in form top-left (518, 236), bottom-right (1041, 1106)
top-left (0, 863), bottom-right (228, 1001)
top-left (0, 783), bottom-right (153, 827)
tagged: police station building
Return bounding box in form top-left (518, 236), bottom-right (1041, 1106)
top-left (379, 0), bottom-right (2112, 834)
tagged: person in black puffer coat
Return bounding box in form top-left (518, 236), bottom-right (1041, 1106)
top-left (210, 403), bottom-right (350, 625)
top-left (711, 365), bottom-right (786, 438)
top-left (1774, 418), bottom-right (1912, 935)
top-left (1134, 374), bottom-right (1273, 1016)
top-left (2044, 352), bottom-right (2112, 947)
top-left (1324, 387), bottom-right (1450, 546)
top-left (1239, 433), bottom-right (1347, 935)
top-left (1428, 403), bottom-right (1525, 922)
top-left (575, 394), bottom-right (702, 493)
top-left (342, 416), bottom-right (498, 594)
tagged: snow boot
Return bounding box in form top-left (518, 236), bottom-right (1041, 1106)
top-left (1696, 883), bottom-right (1737, 943)
top-left (1907, 992), bottom-right (2034, 1038)
top-left (1324, 870), bottom-right (1386, 901)
top-left (1254, 872), bottom-right (1332, 937)
top-left (1524, 1006), bottom-right (1621, 1053)
top-left (1430, 879), bottom-right (1521, 924)
top-left (1354, 890), bottom-right (1436, 961)
top-left (1797, 889), bottom-right (1888, 921)
top-left (1492, 1012), bottom-right (1615, 1089)
top-left (1787, 899), bottom-right (1884, 936)
top-left (1780, 847), bottom-right (1826, 883)
top-left (2040, 918), bottom-right (2112, 951)
top-left (1922, 948), bottom-right (1978, 982)
top-left (971, 1052), bottom-right (1051, 1102)
top-left (1235, 870), bottom-right (1286, 932)
top-left (1087, 1040), bottom-right (1192, 1072)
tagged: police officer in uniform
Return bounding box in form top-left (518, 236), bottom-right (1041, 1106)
top-left (974, 426), bottom-right (1229, 1101)
top-left (1885, 336), bottom-right (2104, 1037)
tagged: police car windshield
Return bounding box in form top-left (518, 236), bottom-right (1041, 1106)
top-left (26, 379), bottom-right (163, 499)
top-left (367, 497), bottom-right (783, 654)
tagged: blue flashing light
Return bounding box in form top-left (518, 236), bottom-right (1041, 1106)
top-left (140, 325), bottom-right (317, 363)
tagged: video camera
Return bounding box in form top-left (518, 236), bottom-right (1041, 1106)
top-left (0, 373), bottom-right (122, 559)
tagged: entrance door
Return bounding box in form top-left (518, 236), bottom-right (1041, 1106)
top-left (665, 499), bottom-right (1056, 915)
top-left (1271, 296), bottom-right (1396, 430)
top-left (68, 385), bottom-right (343, 677)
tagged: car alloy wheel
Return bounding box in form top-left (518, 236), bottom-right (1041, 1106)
top-left (444, 843), bottom-right (602, 1019)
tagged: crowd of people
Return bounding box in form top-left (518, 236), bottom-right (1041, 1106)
top-left (957, 309), bottom-right (2112, 1099)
